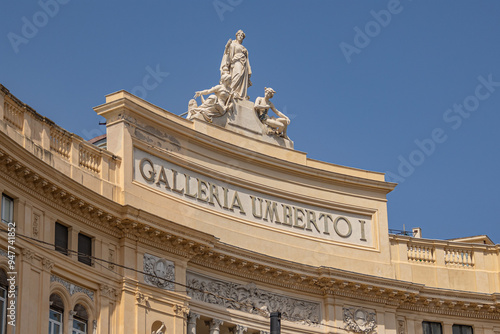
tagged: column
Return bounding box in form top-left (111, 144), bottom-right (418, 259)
top-left (187, 312), bottom-right (199, 334)
top-left (206, 319), bottom-right (223, 334)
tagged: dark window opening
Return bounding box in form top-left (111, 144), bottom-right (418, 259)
top-left (55, 223), bottom-right (69, 256)
top-left (78, 233), bottom-right (92, 266)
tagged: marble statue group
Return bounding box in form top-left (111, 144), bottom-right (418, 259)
top-left (187, 30), bottom-right (290, 139)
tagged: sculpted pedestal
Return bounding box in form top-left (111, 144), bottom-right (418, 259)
top-left (191, 99), bottom-right (294, 149)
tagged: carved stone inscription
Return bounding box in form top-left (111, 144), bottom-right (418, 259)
top-left (143, 253), bottom-right (175, 290)
top-left (134, 148), bottom-right (373, 247)
top-left (186, 272), bottom-right (320, 325)
top-left (343, 307), bottom-right (377, 333)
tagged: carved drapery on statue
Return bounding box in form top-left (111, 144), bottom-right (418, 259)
top-left (186, 272), bottom-right (320, 325)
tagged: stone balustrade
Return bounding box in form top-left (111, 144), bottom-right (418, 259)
top-left (0, 85), bottom-right (120, 200)
top-left (390, 234), bottom-right (499, 292)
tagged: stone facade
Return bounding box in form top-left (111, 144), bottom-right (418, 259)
top-left (0, 83), bottom-right (499, 334)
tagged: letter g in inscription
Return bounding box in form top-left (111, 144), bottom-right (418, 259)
top-left (139, 158), bottom-right (156, 182)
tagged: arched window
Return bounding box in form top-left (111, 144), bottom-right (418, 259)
top-left (49, 293), bottom-right (64, 334)
top-left (72, 303), bottom-right (88, 334)
top-left (0, 269), bottom-right (8, 334)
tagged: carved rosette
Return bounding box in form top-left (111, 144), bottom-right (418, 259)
top-left (187, 272), bottom-right (320, 325)
top-left (343, 307), bottom-right (377, 334)
top-left (143, 253), bottom-right (175, 290)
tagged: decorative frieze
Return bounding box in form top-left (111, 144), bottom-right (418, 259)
top-left (187, 271), bottom-right (320, 325)
top-left (50, 275), bottom-right (94, 301)
top-left (343, 307), bottom-right (377, 334)
top-left (143, 253), bottom-right (175, 290)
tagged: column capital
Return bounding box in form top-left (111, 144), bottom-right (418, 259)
top-left (205, 319), bottom-right (223, 334)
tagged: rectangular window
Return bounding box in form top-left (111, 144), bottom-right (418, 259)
top-left (1, 194), bottom-right (13, 225)
top-left (423, 322), bottom-right (442, 334)
top-left (49, 309), bottom-right (63, 334)
top-left (0, 286), bottom-right (6, 334)
top-left (453, 325), bottom-right (473, 334)
top-left (78, 233), bottom-right (92, 266)
top-left (55, 223), bottom-right (69, 256)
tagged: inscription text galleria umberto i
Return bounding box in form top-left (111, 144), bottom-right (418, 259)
top-left (135, 150), bottom-right (372, 246)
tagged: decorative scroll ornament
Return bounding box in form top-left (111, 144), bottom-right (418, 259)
top-left (143, 253), bottom-right (175, 290)
top-left (187, 272), bottom-right (320, 325)
top-left (343, 307), bottom-right (377, 334)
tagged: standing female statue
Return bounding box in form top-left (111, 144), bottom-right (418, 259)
top-left (220, 30), bottom-right (252, 100)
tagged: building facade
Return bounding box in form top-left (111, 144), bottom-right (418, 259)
top-left (0, 84), bottom-right (499, 334)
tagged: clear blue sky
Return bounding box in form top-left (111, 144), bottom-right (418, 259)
top-left (1, 1), bottom-right (499, 243)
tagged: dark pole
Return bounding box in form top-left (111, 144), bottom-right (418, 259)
top-left (270, 312), bottom-right (281, 334)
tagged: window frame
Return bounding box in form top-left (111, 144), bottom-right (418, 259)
top-left (49, 308), bottom-right (63, 334)
top-left (453, 324), bottom-right (473, 334)
top-left (1, 194), bottom-right (14, 225)
top-left (423, 321), bottom-right (443, 334)
top-left (72, 317), bottom-right (87, 334)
